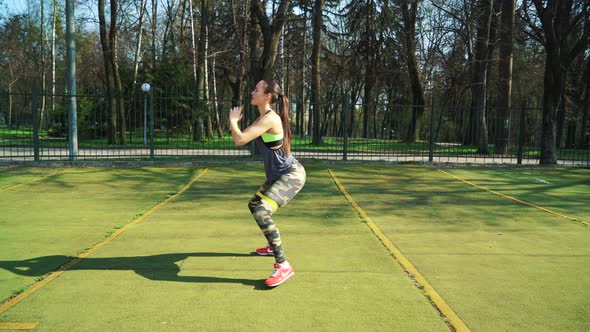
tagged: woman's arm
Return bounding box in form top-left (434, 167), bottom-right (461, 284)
top-left (229, 107), bottom-right (273, 146)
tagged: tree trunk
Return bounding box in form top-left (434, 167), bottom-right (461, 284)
top-left (470, 0), bottom-right (493, 154)
top-left (540, 54), bottom-right (562, 164)
top-left (40, 0), bottom-right (46, 129)
top-left (579, 57), bottom-right (590, 147)
top-left (50, 0), bottom-right (57, 127)
top-left (111, 0), bottom-right (126, 145)
top-left (399, 0), bottom-right (424, 143)
top-left (194, 0), bottom-right (209, 142)
top-left (151, 0), bottom-right (157, 70)
top-left (203, 3), bottom-right (213, 141)
top-left (240, 1), bottom-right (249, 103)
top-left (8, 78), bottom-right (16, 130)
top-left (311, 0), bottom-right (325, 145)
top-left (211, 54), bottom-right (223, 138)
top-left (532, 0), bottom-right (590, 164)
top-left (230, 0), bottom-right (249, 106)
top-left (161, 1), bottom-right (180, 61)
top-left (189, 0), bottom-right (197, 84)
top-left (98, 0), bottom-right (117, 144)
top-left (297, 5), bottom-right (307, 136)
top-left (363, 0), bottom-right (376, 139)
top-left (132, 0), bottom-right (147, 87)
top-left (496, 0), bottom-right (514, 155)
top-left (247, 4), bottom-right (260, 129)
top-left (462, 3), bottom-right (476, 146)
top-left (556, 80), bottom-right (567, 148)
top-left (250, 0), bottom-right (291, 81)
top-left (348, 81), bottom-right (362, 138)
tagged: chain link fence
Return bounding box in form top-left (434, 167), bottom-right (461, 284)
top-left (1, 88), bottom-right (588, 166)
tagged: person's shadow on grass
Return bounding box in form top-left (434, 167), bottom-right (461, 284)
top-left (0, 252), bottom-right (271, 291)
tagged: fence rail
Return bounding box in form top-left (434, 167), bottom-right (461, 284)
top-left (1, 89), bottom-right (588, 166)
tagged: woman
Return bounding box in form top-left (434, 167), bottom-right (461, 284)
top-left (229, 80), bottom-right (306, 287)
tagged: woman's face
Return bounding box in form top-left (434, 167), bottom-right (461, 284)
top-left (251, 81), bottom-right (270, 106)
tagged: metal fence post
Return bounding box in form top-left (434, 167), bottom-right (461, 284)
top-left (586, 133), bottom-right (589, 168)
top-left (143, 92), bottom-right (148, 147)
top-left (32, 85), bottom-right (40, 161)
top-left (343, 95), bottom-right (349, 161)
top-left (66, 0), bottom-right (78, 161)
top-left (429, 94), bottom-right (436, 162)
top-left (517, 101), bottom-right (526, 165)
top-left (150, 89), bottom-right (155, 160)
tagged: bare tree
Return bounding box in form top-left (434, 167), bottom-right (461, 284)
top-left (363, 0), bottom-right (377, 139)
top-left (250, 0), bottom-right (291, 81)
top-left (471, 0), bottom-right (493, 154)
top-left (189, 0), bottom-right (197, 85)
top-left (193, 0), bottom-right (209, 142)
top-left (579, 56), bottom-right (590, 147)
top-left (210, 52), bottom-right (223, 138)
top-left (98, 0), bottom-right (126, 144)
top-left (50, 0), bottom-right (58, 126)
top-left (40, 0), bottom-right (46, 128)
top-left (496, 0), bottom-right (515, 155)
top-left (203, 4), bottom-right (214, 141)
top-left (112, 0), bottom-right (126, 144)
top-left (398, 0), bottom-right (424, 143)
top-left (98, 0), bottom-right (117, 144)
top-left (228, 0), bottom-right (249, 104)
top-left (525, 0), bottom-right (590, 164)
top-left (298, 2), bottom-right (308, 136)
top-left (311, 0), bottom-right (326, 145)
top-left (132, 0), bottom-right (147, 87)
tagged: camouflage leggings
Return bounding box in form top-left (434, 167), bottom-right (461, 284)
top-left (248, 162), bottom-right (306, 263)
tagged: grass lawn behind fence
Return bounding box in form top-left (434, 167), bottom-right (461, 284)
top-left (5, 128), bottom-right (586, 160)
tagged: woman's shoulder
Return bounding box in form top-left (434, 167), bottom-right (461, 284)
top-left (267, 111), bottom-right (283, 128)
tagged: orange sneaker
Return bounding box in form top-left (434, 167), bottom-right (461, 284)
top-left (265, 262), bottom-right (294, 287)
top-left (255, 245), bottom-right (274, 256)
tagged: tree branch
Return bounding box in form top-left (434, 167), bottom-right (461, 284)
top-left (521, 0), bottom-right (545, 45)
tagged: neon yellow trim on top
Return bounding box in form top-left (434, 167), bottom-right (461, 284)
top-left (261, 132), bottom-right (283, 143)
top-left (256, 191), bottom-right (279, 210)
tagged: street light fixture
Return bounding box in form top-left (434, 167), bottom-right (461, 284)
top-left (141, 83), bottom-right (151, 147)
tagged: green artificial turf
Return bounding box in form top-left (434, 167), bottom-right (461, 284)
top-left (0, 166), bottom-right (199, 303)
top-left (0, 168), bottom-right (59, 191)
top-left (0, 164), bottom-right (448, 331)
top-left (439, 167), bottom-right (590, 222)
top-left (331, 165), bottom-right (590, 331)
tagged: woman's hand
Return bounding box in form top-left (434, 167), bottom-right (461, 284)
top-left (229, 106), bottom-right (243, 123)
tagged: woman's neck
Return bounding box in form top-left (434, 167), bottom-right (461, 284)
top-left (258, 104), bottom-right (272, 116)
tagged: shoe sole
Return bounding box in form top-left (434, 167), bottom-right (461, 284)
top-left (266, 271), bottom-right (294, 287)
top-left (255, 251), bottom-right (274, 256)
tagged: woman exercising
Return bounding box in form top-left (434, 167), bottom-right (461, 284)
top-left (229, 80), bottom-right (306, 287)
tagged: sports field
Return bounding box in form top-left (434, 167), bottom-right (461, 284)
top-left (0, 163), bottom-right (588, 331)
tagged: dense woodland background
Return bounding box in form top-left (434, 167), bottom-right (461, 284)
top-left (0, 0), bottom-right (588, 164)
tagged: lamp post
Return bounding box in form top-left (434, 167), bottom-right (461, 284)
top-left (141, 83), bottom-right (151, 148)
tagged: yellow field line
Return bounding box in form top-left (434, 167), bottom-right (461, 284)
top-left (328, 169), bottom-right (470, 332)
top-left (0, 322), bottom-right (38, 330)
top-left (0, 168), bottom-right (208, 315)
top-left (436, 169), bottom-right (589, 227)
top-left (0, 171), bottom-right (61, 193)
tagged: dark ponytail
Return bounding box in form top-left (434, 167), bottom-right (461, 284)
top-left (278, 94), bottom-right (292, 155)
top-left (264, 80), bottom-right (292, 155)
